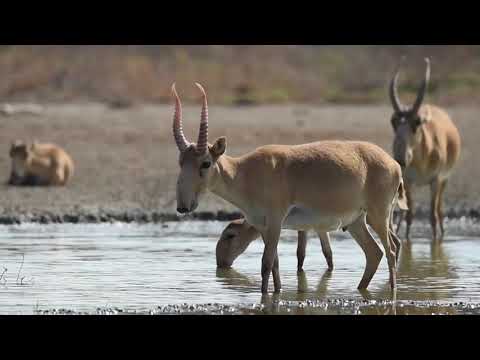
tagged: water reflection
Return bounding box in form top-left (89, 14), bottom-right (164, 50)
top-left (215, 267), bottom-right (459, 315)
top-left (215, 268), bottom-right (258, 292)
top-left (215, 237), bottom-right (461, 311)
top-left (368, 240), bottom-right (458, 302)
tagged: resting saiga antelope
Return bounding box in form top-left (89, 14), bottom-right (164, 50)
top-left (389, 58), bottom-right (461, 241)
top-left (8, 140), bottom-right (74, 186)
top-left (172, 83), bottom-right (407, 294)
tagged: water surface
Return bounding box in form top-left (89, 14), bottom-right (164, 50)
top-left (0, 220), bottom-right (479, 314)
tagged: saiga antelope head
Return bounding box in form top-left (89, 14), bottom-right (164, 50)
top-left (9, 140), bottom-right (30, 184)
top-left (389, 58), bottom-right (431, 168)
top-left (172, 83), bottom-right (227, 214)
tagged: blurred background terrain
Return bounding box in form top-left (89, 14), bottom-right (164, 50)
top-left (1, 45), bottom-right (480, 106)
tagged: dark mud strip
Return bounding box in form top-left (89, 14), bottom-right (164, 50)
top-left (0, 207), bottom-right (479, 225)
top-left (33, 300), bottom-right (480, 315)
top-left (0, 210), bottom-right (244, 225)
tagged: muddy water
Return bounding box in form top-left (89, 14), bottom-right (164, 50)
top-left (1, 220), bottom-right (480, 315)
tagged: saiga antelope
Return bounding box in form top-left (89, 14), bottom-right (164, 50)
top-left (389, 58), bottom-right (461, 241)
top-left (216, 221), bottom-right (332, 273)
top-left (172, 83), bottom-right (407, 294)
top-left (216, 216), bottom-right (402, 273)
top-left (8, 140), bottom-right (74, 186)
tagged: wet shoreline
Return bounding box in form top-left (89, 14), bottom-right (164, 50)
top-left (0, 207), bottom-right (478, 225)
top-left (32, 299), bottom-right (480, 315)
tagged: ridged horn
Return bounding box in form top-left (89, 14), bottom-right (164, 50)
top-left (195, 83), bottom-right (209, 154)
top-left (172, 83), bottom-right (190, 152)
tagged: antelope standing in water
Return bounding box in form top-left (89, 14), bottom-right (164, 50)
top-left (389, 58), bottom-right (461, 241)
top-left (216, 221), bottom-right (332, 273)
top-left (172, 83), bottom-right (407, 294)
top-left (216, 216), bottom-right (403, 273)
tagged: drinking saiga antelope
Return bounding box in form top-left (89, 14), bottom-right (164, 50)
top-left (389, 58), bottom-right (461, 241)
top-left (8, 140), bottom-right (74, 186)
top-left (217, 221), bottom-right (332, 273)
top-left (216, 216), bottom-right (403, 273)
top-left (172, 83), bottom-right (407, 294)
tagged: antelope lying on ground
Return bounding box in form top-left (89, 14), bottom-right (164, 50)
top-left (172, 83), bottom-right (407, 294)
top-left (8, 141), bottom-right (74, 186)
top-left (389, 58), bottom-right (461, 241)
top-left (216, 216), bottom-right (403, 273)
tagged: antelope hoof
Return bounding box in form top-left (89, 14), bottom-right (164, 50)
top-left (357, 282), bottom-right (368, 291)
top-left (327, 260), bottom-right (334, 271)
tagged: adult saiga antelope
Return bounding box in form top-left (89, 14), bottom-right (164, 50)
top-left (172, 83), bottom-right (407, 294)
top-left (389, 58), bottom-right (461, 241)
top-left (8, 140), bottom-right (74, 186)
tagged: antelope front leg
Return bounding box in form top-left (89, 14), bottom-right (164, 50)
top-left (261, 224), bottom-right (282, 294)
top-left (405, 184), bottom-right (414, 241)
top-left (316, 231), bottom-right (333, 271)
top-left (395, 210), bottom-right (405, 235)
top-left (430, 178), bottom-right (442, 242)
top-left (297, 231), bottom-right (307, 272)
top-left (437, 179), bottom-right (448, 240)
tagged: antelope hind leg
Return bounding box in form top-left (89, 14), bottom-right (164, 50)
top-left (347, 214), bottom-right (383, 290)
top-left (369, 216), bottom-right (398, 292)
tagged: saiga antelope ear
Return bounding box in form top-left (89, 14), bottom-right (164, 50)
top-left (210, 137), bottom-right (227, 159)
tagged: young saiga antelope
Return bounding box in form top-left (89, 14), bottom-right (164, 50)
top-left (389, 58), bottom-right (461, 241)
top-left (216, 217), bottom-right (403, 273)
top-left (172, 83), bottom-right (407, 294)
top-left (216, 222), bottom-right (332, 273)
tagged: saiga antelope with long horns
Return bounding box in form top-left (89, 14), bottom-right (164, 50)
top-left (172, 83), bottom-right (407, 294)
top-left (389, 58), bottom-right (461, 241)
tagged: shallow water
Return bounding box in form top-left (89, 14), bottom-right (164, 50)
top-left (1, 220), bottom-right (480, 315)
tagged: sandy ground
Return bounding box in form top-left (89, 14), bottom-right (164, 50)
top-left (0, 103), bottom-right (478, 222)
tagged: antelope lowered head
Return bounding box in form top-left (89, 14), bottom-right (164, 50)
top-left (389, 58), bottom-right (431, 168)
top-left (172, 83), bottom-right (227, 214)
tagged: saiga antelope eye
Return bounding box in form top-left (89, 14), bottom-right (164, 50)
top-left (224, 233), bottom-right (235, 240)
top-left (201, 161), bottom-right (211, 169)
